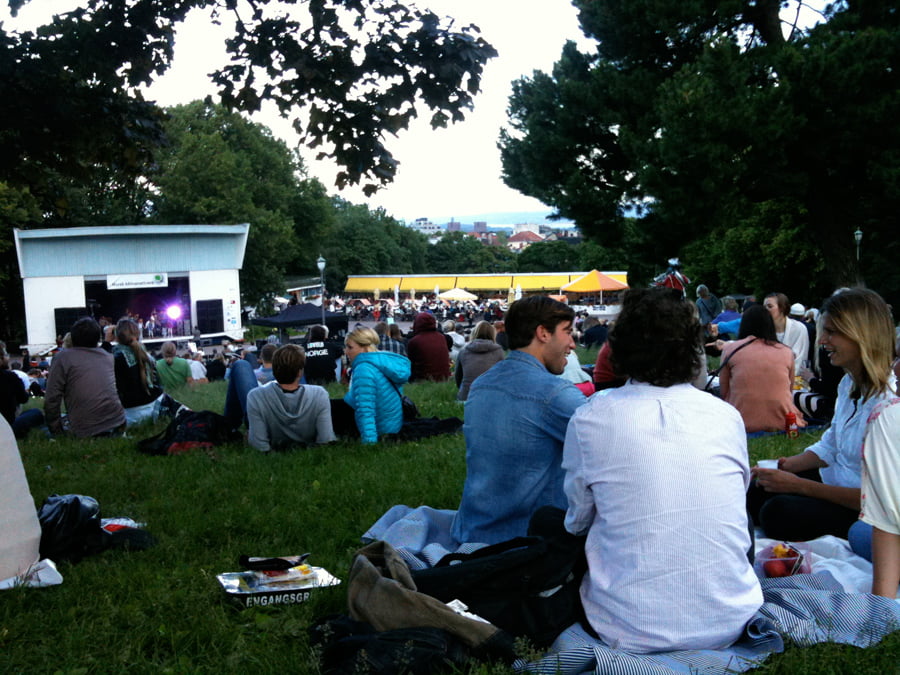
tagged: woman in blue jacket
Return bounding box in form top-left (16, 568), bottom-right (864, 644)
top-left (342, 327), bottom-right (411, 443)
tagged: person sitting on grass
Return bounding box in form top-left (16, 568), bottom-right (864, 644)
top-left (44, 318), bottom-right (126, 438)
top-left (303, 324), bottom-right (344, 385)
top-left (330, 327), bottom-right (411, 444)
top-left (113, 318), bottom-right (166, 427)
top-left (407, 312), bottom-right (451, 382)
top-left (855, 397), bottom-right (900, 597)
top-left (188, 352), bottom-right (208, 385)
top-left (0, 341), bottom-right (44, 439)
top-left (155, 342), bottom-right (194, 391)
top-left (563, 287), bottom-right (762, 652)
top-left (719, 305), bottom-right (806, 433)
top-left (254, 343), bottom-right (277, 384)
top-left (246, 344), bottom-right (335, 452)
top-left (454, 320), bottom-right (504, 402)
top-left (751, 288), bottom-right (896, 543)
top-left (451, 295), bottom-right (586, 546)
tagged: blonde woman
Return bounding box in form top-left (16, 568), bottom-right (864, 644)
top-left (113, 318), bottom-right (165, 426)
top-left (752, 289), bottom-right (896, 542)
top-left (334, 327), bottom-right (410, 444)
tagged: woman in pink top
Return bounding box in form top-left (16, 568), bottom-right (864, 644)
top-left (720, 305), bottom-right (806, 432)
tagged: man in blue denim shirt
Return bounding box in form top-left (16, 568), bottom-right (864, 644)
top-left (451, 296), bottom-right (587, 545)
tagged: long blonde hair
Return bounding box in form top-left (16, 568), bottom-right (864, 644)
top-left (116, 318), bottom-right (154, 394)
top-left (820, 289), bottom-right (895, 401)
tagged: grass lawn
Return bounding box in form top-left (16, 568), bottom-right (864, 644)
top-left (2, 374), bottom-right (899, 674)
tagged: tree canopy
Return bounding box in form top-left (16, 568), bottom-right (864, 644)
top-left (1, 0), bottom-right (497, 210)
top-left (499, 0), bottom-right (900, 306)
top-left (148, 102), bottom-right (304, 309)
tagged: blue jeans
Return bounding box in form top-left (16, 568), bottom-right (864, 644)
top-left (848, 520), bottom-right (873, 562)
top-left (13, 408), bottom-right (44, 439)
top-left (224, 359), bottom-right (258, 429)
top-left (124, 393), bottom-right (164, 427)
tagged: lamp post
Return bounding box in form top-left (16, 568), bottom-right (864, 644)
top-left (854, 228), bottom-right (863, 262)
top-left (317, 255), bottom-right (326, 326)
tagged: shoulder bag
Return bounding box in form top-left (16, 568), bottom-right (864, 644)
top-left (705, 337), bottom-right (756, 392)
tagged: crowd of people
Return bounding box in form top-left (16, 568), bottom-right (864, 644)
top-left (3, 280), bottom-right (900, 654)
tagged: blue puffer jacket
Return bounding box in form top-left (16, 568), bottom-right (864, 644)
top-left (344, 351), bottom-right (411, 444)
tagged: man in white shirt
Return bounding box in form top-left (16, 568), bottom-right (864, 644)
top-left (562, 287), bottom-right (762, 653)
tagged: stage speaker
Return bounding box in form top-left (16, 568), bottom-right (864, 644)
top-left (195, 299), bottom-right (224, 334)
top-left (54, 307), bottom-right (89, 338)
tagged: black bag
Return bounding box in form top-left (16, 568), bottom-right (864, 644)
top-left (37, 494), bottom-right (156, 563)
top-left (705, 337), bottom-right (756, 393)
top-left (400, 395), bottom-right (420, 421)
top-left (310, 615), bottom-right (474, 675)
top-left (37, 494), bottom-right (107, 563)
top-left (137, 409), bottom-right (241, 455)
top-left (410, 531), bottom-right (587, 648)
top-left (389, 381), bottom-right (420, 421)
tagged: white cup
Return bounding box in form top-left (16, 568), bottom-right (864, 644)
top-left (757, 459), bottom-right (779, 470)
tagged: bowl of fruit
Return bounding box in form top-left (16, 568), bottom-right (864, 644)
top-left (755, 542), bottom-right (811, 579)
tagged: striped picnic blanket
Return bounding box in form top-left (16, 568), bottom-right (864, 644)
top-left (521, 572), bottom-right (900, 674)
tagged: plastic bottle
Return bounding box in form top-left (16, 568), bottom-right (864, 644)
top-left (785, 412), bottom-right (799, 439)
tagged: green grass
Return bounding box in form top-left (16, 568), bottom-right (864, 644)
top-left (3, 379), bottom-right (899, 673)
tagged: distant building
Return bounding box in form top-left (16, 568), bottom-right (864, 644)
top-left (513, 223), bottom-right (541, 235)
top-left (507, 230), bottom-right (544, 252)
top-left (556, 227), bottom-right (582, 240)
top-left (446, 219), bottom-right (462, 232)
top-left (473, 221), bottom-right (488, 233)
top-left (468, 231), bottom-right (500, 246)
top-left (408, 217), bottom-right (444, 237)
top-left (544, 227), bottom-right (582, 243)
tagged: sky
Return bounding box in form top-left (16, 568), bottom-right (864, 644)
top-left (149, 0), bottom-right (590, 224)
top-left (3, 0), bottom-right (588, 225)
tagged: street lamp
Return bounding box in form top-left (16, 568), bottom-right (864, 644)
top-left (854, 228), bottom-right (863, 262)
top-left (316, 255), bottom-right (326, 326)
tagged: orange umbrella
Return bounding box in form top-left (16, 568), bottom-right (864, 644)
top-left (562, 270), bottom-right (628, 304)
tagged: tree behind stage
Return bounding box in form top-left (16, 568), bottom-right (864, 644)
top-left (499, 0), bottom-right (900, 306)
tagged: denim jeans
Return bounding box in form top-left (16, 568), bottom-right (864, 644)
top-left (848, 520), bottom-right (873, 561)
top-left (12, 408), bottom-right (44, 439)
top-left (224, 359), bottom-right (258, 429)
top-left (124, 393), bottom-right (164, 427)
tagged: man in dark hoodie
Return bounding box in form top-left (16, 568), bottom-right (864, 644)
top-left (406, 312), bottom-right (451, 381)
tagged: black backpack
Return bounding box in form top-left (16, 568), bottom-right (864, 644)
top-left (309, 615), bottom-right (477, 675)
top-left (137, 409), bottom-right (241, 456)
top-left (409, 530), bottom-right (587, 648)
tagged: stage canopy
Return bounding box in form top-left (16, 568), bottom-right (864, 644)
top-left (251, 302), bottom-right (348, 333)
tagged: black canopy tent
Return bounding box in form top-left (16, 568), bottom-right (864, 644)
top-left (251, 303), bottom-right (349, 336)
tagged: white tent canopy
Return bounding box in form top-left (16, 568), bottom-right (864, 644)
top-left (438, 287), bottom-right (478, 301)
